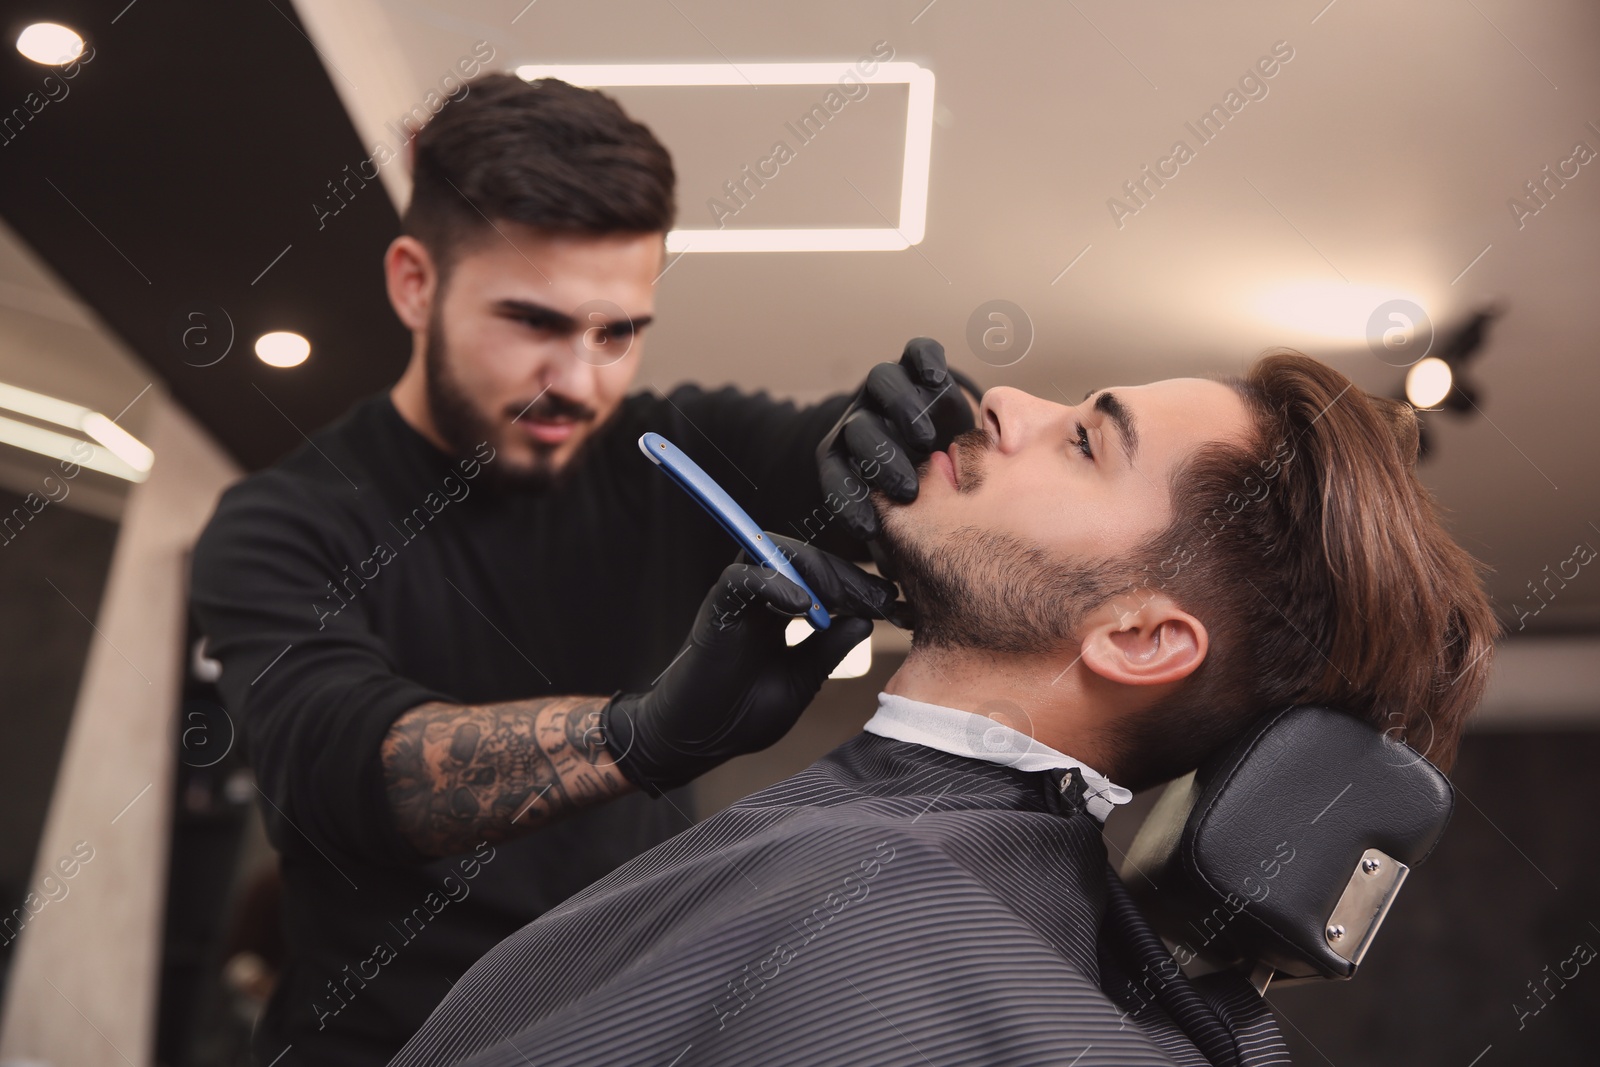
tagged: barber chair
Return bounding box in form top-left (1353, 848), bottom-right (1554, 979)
top-left (1120, 705), bottom-right (1453, 994)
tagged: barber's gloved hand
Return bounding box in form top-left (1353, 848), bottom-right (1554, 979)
top-left (600, 534), bottom-right (900, 797)
top-left (817, 337), bottom-right (978, 540)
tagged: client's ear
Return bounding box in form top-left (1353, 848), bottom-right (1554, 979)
top-left (1077, 594), bottom-right (1208, 687)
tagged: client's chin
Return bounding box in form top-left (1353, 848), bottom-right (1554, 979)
top-left (870, 488), bottom-right (1108, 658)
top-left (870, 494), bottom-right (991, 653)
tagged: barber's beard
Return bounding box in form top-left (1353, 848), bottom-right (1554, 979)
top-left (423, 310), bottom-right (609, 495)
top-left (874, 432), bottom-right (1133, 655)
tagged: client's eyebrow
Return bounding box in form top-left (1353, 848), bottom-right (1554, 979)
top-left (1081, 388), bottom-right (1139, 463)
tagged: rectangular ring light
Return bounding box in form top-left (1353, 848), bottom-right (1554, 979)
top-left (515, 62), bottom-right (936, 253)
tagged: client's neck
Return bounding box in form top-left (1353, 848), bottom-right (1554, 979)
top-left (884, 643), bottom-right (1120, 778)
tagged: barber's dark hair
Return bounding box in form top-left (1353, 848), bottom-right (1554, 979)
top-left (402, 73), bottom-right (676, 276)
top-left (1107, 350), bottom-right (1498, 791)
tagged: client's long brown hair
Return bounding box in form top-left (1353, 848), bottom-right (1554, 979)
top-left (1111, 350), bottom-right (1498, 790)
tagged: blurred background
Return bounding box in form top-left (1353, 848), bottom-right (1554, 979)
top-left (0, 0), bottom-right (1596, 1064)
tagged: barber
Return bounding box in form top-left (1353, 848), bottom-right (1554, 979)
top-left (189, 73), bottom-right (973, 1067)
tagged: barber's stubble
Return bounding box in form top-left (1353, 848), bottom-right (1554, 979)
top-left (422, 304), bottom-right (620, 494)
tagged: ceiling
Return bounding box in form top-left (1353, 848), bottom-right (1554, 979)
top-left (1, 0), bottom-right (1597, 638)
top-left (0, 0), bottom-right (410, 476)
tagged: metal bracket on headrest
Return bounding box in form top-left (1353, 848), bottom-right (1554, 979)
top-left (1244, 846), bottom-right (1410, 995)
top-left (1325, 847), bottom-right (1409, 966)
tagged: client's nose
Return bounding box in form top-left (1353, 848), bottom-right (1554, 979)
top-left (979, 386), bottom-right (1061, 454)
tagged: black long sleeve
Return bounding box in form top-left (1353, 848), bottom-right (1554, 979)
top-left (187, 383), bottom-right (855, 1067)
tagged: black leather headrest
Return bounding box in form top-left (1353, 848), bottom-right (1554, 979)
top-left (1120, 705), bottom-right (1454, 980)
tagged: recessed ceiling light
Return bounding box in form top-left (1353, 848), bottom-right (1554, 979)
top-left (16, 23), bottom-right (84, 66)
top-left (255, 331), bottom-right (310, 368)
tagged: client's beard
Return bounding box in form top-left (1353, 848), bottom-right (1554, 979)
top-left (423, 309), bottom-right (609, 494)
top-left (874, 431), bottom-right (1135, 655)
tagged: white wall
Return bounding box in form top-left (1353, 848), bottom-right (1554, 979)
top-left (1473, 635), bottom-right (1600, 729)
top-left (0, 389), bottom-right (240, 1067)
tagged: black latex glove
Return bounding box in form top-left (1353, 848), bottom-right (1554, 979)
top-left (599, 534), bottom-right (901, 797)
top-left (816, 337), bottom-right (978, 540)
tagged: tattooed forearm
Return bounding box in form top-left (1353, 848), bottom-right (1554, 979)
top-left (381, 695), bottom-right (633, 857)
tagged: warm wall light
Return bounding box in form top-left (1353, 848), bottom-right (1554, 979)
top-left (81, 412), bottom-right (155, 473)
top-left (0, 380), bottom-right (86, 426)
top-left (786, 617), bottom-right (872, 679)
top-left (255, 331), bottom-right (310, 368)
top-left (16, 23), bottom-right (84, 65)
top-left (516, 62), bottom-right (936, 253)
top-left (0, 416), bottom-right (146, 481)
top-left (1254, 281), bottom-right (1428, 341)
top-left (0, 381), bottom-right (153, 482)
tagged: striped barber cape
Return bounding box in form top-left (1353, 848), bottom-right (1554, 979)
top-left (389, 731), bottom-right (1292, 1067)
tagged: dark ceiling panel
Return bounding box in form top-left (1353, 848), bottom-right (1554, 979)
top-left (0, 0), bottom-right (409, 469)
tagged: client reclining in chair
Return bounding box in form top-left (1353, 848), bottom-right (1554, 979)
top-left (390, 350), bottom-right (1495, 1067)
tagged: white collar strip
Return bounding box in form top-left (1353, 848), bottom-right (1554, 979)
top-left (863, 692), bottom-right (1134, 823)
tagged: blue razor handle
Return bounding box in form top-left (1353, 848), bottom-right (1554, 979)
top-left (639, 432), bottom-right (831, 630)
